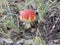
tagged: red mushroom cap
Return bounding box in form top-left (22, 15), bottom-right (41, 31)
top-left (20, 9), bottom-right (36, 22)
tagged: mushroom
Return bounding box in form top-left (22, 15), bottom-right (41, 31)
top-left (20, 9), bottom-right (36, 22)
top-left (19, 9), bottom-right (36, 29)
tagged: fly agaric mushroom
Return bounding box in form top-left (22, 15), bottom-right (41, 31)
top-left (20, 9), bottom-right (36, 22)
top-left (19, 9), bottom-right (36, 29)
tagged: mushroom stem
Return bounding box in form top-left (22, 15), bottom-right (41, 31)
top-left (23, 22), bottom-right (31, 29)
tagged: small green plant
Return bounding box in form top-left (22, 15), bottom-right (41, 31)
top-left (0, 0), bottom-right (18, 38)
top-left (35, 0), bottom-right (57, 22)
top-left (33, 29), bottom-right (46, 45)
top-left (3, 18), bottom-right (17, 29)
top-left (33, 36), bottom-right (46, 45)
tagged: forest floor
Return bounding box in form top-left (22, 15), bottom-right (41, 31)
top-left (0, 0), bottom-right (60, 45)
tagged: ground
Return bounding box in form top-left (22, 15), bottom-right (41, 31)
top-left (0, 0), bottom-right (60, 45)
